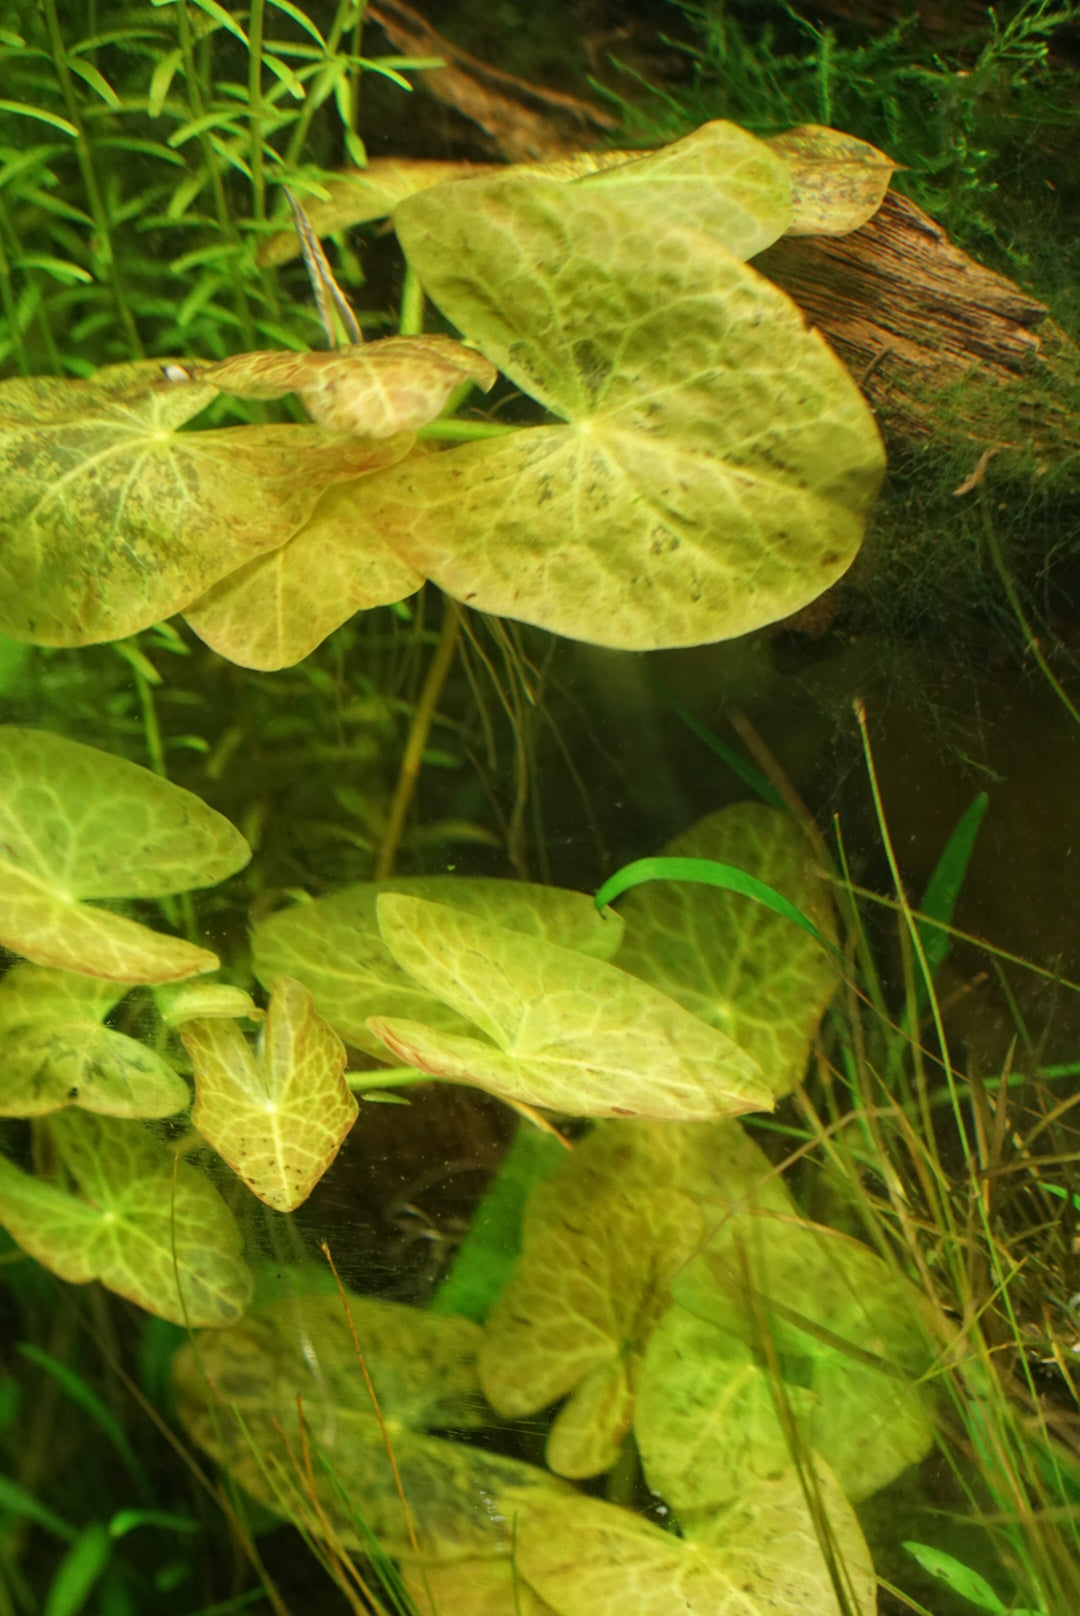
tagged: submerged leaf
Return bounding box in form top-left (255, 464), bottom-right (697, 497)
top-left (155, 981), bottom-right (263, 1027)
top-left (612, 805), bottom-right (840, 1097)
top-left (481, 1120), bottom-right (788, 1478)
top-left (251, 877), bottom-right (624, 1056)
top-left (173, 1292), bottom-right (572, 1559)
top-left (0, 728), bottom-right (250, 981)
top-left (0, 360), bottom-right (382, 645)
top-left (767, 124), bottom-right (895, 236)
top-left (372, 896), bottom-right (772, 1120)
top-left (192, 335), bottom-right (497, 438)
top-left (185, 975), bottom-right (355, 1212)
top-left (348, 173), bottom-right (883, 651)
top-left (0, 965), bottom-right (189, 1118)
top-left (0, 1112), bottom-right (252, 1325)
top-left (183, 476), bottom-right (422, 671)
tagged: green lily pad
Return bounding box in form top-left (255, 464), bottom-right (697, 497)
top-left (346, 166), bottom-right (883, 651)
top-left (0, 964), bottom-right (189, 1118)
top-left (666, 1213), bottom-right (937, 1502)
top-left (612, 805), bottom-right (840, 1097)
top-left (0, 359), bottom-right (385, 645)
top-left (767, 124), bottom-right (895, 236)
top-left (258, 120), bottom-right (791, 269)
top-left (173, 1292), bottom-right (573, 1560)
top-left (371, 897), bottom-right (771, 1120)
top-left (251, 876), bottom-right (624, 1056)
top-left (480, 1119), bottom-right (788, 1478)
top-left (0, 1112), bottom-right (252, 1326)
top-left (184, 975), bottom-right (356, 1212)
top-left (192, 334), bottom-right (497, 438)
top-left (0, 727), bottom-right (250, 981)
top-left (183, 477), bottom-right (423, 671)
top-left (515, 1471), bottom-right (876, 1616)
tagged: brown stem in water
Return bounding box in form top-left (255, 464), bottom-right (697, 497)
top-left (375, 598), bottom-right (461, 880)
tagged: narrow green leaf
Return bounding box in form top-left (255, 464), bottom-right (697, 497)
top-left (267, 0), bottom-right (326, 47)
top-left (148, 49), bottom-right (183, 118)
top-left (263, 52), bottom-right (305, 99)
top-left (0, 1472), bottom-right (77, 1541)
top-left (17, 1342), bottom-right (146, 1482)
top-left (108, 1508), bottom-right (197, 1539)
top-left (188, 0), bottom-right (248, 45)
top-left (44, 1522), bottom-right (111, 1616)
top-left (597, 856), bottom-right (832, 950)
top-left (65, 59), bottom-right (121, 111)
top-left (0, 101), bottom-right (77, 136)
top-left (902, 1543), bottom-right (1006, 1612)
top-left (916, 792), bottom-right (989, 980)
top-left (650, 674), bottom-right (785, 808)
top-left (12, 254), bottom-right (93, 285)
top-left (168, 111), bottom-right (244, 148)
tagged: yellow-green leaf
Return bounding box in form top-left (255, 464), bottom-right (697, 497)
top-left (347, 173), bottom-right (883, 651)
top-left (193, 335), bottom-right (497, 438)
top-left (184, 976), bottom-right (355, 1212)
top-left (767, 124), bottom-right (895, 237)
top-left (0, 964), bottom-right (189, 1118)
top-left (612, 805), bottom-right (840, 1097)
top-left (0, 360), bottom-right (385, 645)
top-left (0, 1112), bottom-right (252, 1325)
top-left (371, 896), bottom-right (772, 1119)
top-left (0, 728), bottom-right (249, 981)
top-left (183, 476), bottom-right (422, 671)
top-left (252, 877), bottom-right (624, 1057)
top-left (155, 981), bottom-right (263, 1027)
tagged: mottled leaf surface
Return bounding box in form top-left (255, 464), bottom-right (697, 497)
top-left (481, 1120), bottom-right (787, 1478)
top-left (252, 877), bottom-right (624, 1056)
top-left (372, 897), bottom-right (771, 1119)
top-left (183, 476), bottom-right (422, 671)
top-left (0, 361), bottom-right (382, 645)
top-left (185, 975), bottom-right (355, 1212)
top-left (174, 1292), bottom-right (572, 1559)
top-left (193, 335), bottom-right (496, 438)
top-left (0, 1112), bottom-right (251, 1325)
top-left (0, 728), bottom-right (249, 980)
top-left (613, 805), bottom-right (839, 1097)
top-left (352, 173), bottom-right (884, 651)
top-left (0, 964), bottom-right (188, 1118)
top-left (667, 1214), bottom-right (936, 1501)
top-left (767, 125), bottom-right (895, 236)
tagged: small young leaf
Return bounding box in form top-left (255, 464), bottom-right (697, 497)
top-left (184, 976), bottom-right (356, 1212)
top-left (44, 1521), bottom-right (111, 1616)
top-left (902, 1543), bottom-right (1007, 1611)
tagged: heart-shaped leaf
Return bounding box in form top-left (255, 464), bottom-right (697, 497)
top-left (347, 170), bottom-right (883, 651)
top-left (612, 805), bottom-right (840, 1097)
top-left (0, 964), bottom-right (189, 1118)
top-left (192, 334), bottom-right (497, 438)
top-left (0, 1112), bottom-right (252, 1325)
top-left (767, 125), bottom-right (896, 236)
top-left (0, 360), bottom-right (385, 645)
top-left (665, 1213), bottom-right (937, 1501)
top-left (184, 975), bottom-right (356, 1212)
top-left (481, 1119), bottom-right (789, 1478)
top-left (371, 897), bottom-right (771, 1119)
top-left (173, 1292), bottom-right (573, 1560)
top-left (251, 876), bottom-right (624, 1056)
top-left (0, 727), bottom-right (250, 981)
top-left (183, 477), bottom-right (422, 670)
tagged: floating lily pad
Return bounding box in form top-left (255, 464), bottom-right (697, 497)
top-left (348, 167), bottom-right (883, 651)
top-left (481, 1120), bottom-right (788, 1478)
top-left (371, 897), bottom-right (771, 1120)
top-left (173, 1292), bottom-right (572, 1560)
top-left (183, 477), bottom-right (422, 670)
top-left (251, 876), bottom-right (624, 1056)
top-left (0, 361), bottom-right (382, 645)
top-left (0, 1112), bottom-right (252, 1325)
top-left (0, 727), bottom-right (250, 981)
top-left (667, 1214), bottom-right (937, 1501)
top-left (767, 125), bottom-right (895, 236)
top-left (612, 805), bottom-right (840, 1097)
top-left (184, 975), bottom-right (355, 1212)
top-left (0, 964), bottom-right (189, 1118)
top-left (190, 335), bottom-right (496, 438)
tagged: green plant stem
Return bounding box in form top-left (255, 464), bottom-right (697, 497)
top-left (249, 0), bottom-right (267, 223)
top-left (981, 496), bottom-right (1080, 729)
top-left (283, 0), bottom-right (362, 167)
top-left (398, 261), bottom-right (423, 335)
top-left (42, 0), bottom-right (142, 358)
top-left (375, 600), bottom-right (461, 879)
top-left (0, 228), bottom-right (29, 374)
